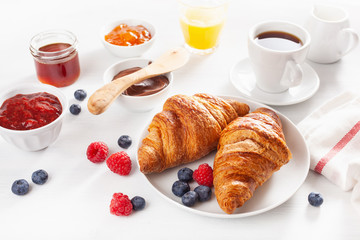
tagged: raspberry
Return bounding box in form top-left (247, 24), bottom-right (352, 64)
top-left (110, 193), bottom-right (132, 216)
top-left (86, 142), bottom-right (109, 163)
top-left (106, 151), bottom-right (132, 175)
top-left (193, 163), bottom-right (213, 187)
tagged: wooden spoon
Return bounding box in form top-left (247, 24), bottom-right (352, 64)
top-left (87, 47), bottom-right (190, 115)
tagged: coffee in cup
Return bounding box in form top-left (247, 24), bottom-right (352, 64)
top-left (248, 21), bottom-right (311, 93)
top-left (254, 31), bottom-right (303, 51)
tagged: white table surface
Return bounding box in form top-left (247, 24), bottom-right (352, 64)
top-left (1, 0), bottom-right (360, 239)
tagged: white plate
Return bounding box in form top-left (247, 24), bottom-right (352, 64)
top-left (137, 96), bottom-right (310, 218)
top-left (230, 58), bottom-right (320, 106)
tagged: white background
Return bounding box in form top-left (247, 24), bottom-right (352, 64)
top-left (0, 0), bottom-right (360, 239)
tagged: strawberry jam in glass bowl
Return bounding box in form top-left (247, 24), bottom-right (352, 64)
top-left (0, 83), bottom-right (67, 151)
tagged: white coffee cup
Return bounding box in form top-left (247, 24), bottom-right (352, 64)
top-left (248, 21), bottom-right (311, 93)
top-left (304, 4), bottom-right (359, 64)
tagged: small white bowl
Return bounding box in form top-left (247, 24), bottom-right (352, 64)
top-left (100, 19), bottom-right (156, 58)
top-left (0, 83), bottom-right (67, 151)
top-left (103, 58), bottom-right (173, 112)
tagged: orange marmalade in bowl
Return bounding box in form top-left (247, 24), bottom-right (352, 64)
top-left (105, 24), bottom-right (152, 46)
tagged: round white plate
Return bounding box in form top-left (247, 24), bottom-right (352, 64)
top-left (230, 58), bottom-right (320, 106)
top-left (137, 96), bottom-right (310, 218)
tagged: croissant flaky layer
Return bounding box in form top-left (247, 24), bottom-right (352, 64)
top-left (213, 107), bottom-right (292, 214)
top-left (138, 93), bottom-right (250, 174)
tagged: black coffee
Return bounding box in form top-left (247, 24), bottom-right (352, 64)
top-left (255, 31), bottom-right (303, 51)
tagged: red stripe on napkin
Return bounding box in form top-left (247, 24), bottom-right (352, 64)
top-left (314, 121), bottom-right (360, 174)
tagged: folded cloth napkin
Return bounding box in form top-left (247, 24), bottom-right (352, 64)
top-left (297, 91), bottom-right (360, 208)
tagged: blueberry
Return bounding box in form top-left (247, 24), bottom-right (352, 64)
top-left (171, 180), bottom-right (190, 197)
top-left (11, 179), bottom-right (30, 195)
top-left (131, 196), bottom-right (146, 211)
top-left (32, 169), bottom-right (48, 185)
top-left (69, 104), bottom-right (81, 115)
top-left (118, 135), bottom-right (132, 149)
top-left (181, 191), bottom-right (198, 207)
top-left (308, 192), bottom-right (324, 207)
top-left (177, 167), bottom-right (193, 182)
top-left (194, 185), bottom-right (212, 202)
top-left (74, 89), bottom-right (87, 101)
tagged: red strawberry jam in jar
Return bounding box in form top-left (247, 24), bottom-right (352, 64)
top-left (30, 30), bottom-right (80, 87)
top-left (0, 92), bottom-right (62, 130)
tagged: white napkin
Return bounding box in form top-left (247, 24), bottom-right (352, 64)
top-left (297, 91), bottom-right (360, 209)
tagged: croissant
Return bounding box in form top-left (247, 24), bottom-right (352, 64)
top-left (138, 93), bottom-right (250, 174)
top-left (213, 107), bottom-right (292, 214)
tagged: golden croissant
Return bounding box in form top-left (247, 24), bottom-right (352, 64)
top-left (213, 107), bottom-right (292, 214)
top-left (138, 93), bottom-right (250, 174)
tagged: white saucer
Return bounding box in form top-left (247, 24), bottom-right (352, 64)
top-left (230, 58), bottom-right (320, 106)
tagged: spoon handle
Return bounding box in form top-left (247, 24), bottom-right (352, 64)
top-left (87, 67), bottom-right (150, 115)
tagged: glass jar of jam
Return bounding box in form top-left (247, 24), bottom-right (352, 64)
top-left (30, 30), bottom-right (80, 87)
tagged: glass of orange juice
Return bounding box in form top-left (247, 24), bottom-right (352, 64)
top-left (178, 0), bottom-right (229, 55)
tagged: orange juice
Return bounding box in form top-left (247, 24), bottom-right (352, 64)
top-left (180, 18), bottom-right (224, 50)
top-left (178, 1), bottom-right (228, 54)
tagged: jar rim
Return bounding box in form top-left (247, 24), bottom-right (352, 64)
top-left (29, 29), bottom-right (78, 60)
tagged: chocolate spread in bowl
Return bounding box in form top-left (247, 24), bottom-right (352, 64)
top-left (112, 67), bottom-right (169, 96)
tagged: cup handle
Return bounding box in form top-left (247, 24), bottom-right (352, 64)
top-left (280, 60), bottom-right (303, 88)
top-left (339, 28), bottom-right (359, 57)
